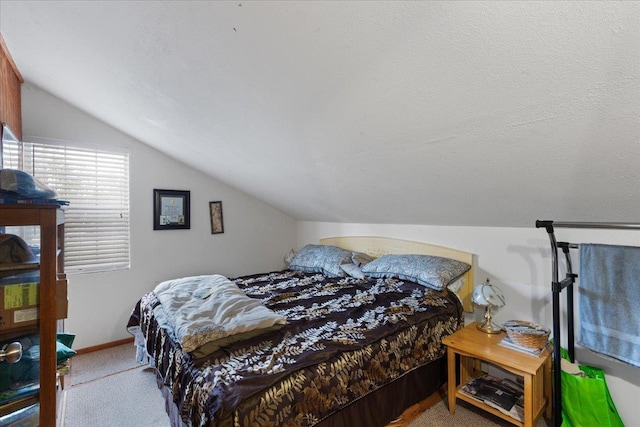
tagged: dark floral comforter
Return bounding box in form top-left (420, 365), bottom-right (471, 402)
top-left (127, 270), bottom-right (463, 427)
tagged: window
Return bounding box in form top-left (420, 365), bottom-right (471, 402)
top-left (3, 138), bottom-right (130, 274)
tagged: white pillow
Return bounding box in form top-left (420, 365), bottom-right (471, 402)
top-left (340, 263), bottom-right (365, 279)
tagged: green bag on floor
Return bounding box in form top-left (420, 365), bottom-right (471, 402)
top-left (559, 347), bottom-right (625, 427)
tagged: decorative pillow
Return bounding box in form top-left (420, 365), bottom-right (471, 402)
top-left (22, 340), bottom-right (77, 364)
top-left (56, 332), bottom-right (76, 349)
top-left (289, 244), bottom-right (352, 277)
top-left (351, 251), bottom-right (374, 267)
top-left (340, 263), bottom-right (365, 279)
top-left (361, 254), bottom-right (471, 290)
top-left (56, 341), bottom-right (77, 364)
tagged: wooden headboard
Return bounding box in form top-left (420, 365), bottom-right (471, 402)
top-left (320, 236), bottom-right (475, 312)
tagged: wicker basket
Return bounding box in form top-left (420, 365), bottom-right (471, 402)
top-left (503, 320), bottom-right (550, 349)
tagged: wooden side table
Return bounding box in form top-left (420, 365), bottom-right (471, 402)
top-left (442, 322), bottom-right (552, 427)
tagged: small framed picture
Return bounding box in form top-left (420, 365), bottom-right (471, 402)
top-left (209, 201), bottom-right (224, 234)
top-left (154, 189), bottom-right (190, 230)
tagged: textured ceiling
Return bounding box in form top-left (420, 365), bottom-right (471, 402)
top-left (1, 1), bottom-right (638, 227)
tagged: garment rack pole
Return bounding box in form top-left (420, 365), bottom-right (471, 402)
top-left (548, 221), bottom-right (640, 230)
top-left (535, 220), bottom-right (640, 427)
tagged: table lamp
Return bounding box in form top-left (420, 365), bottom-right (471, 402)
top-left (472, 278), bottom-right (506, 334)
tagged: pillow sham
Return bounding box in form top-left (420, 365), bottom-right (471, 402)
top-left (289, 244), bottom-right (352, 277)
top-left (361, 254), bottom-right (471, 290)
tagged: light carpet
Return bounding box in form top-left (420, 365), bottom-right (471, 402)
top-left (63, 366), bottom-right (170, 427)
top-left (62, 345), bottom-right (550, 426)
top-left (66, 343), bottom-right (141, 386)
top-left (407, 399), bottom-right (549, 427)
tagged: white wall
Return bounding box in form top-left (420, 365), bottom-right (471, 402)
top-left (21, 84), bottom-right (297, 349)
top-left (298, 221), bottom-right (640, 426)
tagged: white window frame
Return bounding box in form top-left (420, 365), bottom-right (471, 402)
top-left (2, 136), bottom-right (130, 274)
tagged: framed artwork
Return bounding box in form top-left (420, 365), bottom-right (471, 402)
top-left (209, 201), bottom-right (224, 234)
top-left (154, 189), bottom-right (190, 230)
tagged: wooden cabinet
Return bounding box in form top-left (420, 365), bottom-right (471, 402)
top-left (0, 204), bottom-right (66, 427)
top-left (443, 322), bottom-right (552, 427)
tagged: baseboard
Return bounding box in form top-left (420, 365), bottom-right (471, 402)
top-left (75, 337), bottom-right (134, 355)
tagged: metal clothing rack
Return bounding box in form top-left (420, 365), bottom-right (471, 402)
top-left (535, 220), bottom-right (640, 427)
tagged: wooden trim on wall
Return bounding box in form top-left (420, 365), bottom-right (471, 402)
top-left (0, 34), bottom-right (24, 83)
top-left (75, 337), bottom-right (135, 355)
top-left (0, 32), bottom-right (23, 141)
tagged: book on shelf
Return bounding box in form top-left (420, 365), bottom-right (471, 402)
top-left (499, 335), bottom-right (550, 356)
top-left (460, 374), bottom-right (524, 422)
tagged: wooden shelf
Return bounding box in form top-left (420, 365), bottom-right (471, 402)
top-left (0, 394), bottom-right (38, 418)
top-left (0, 325), bottom-right (39, 338)
top-left (0, 261), bottom-right (39, 273)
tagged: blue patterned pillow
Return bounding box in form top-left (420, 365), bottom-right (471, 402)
top-left (289, 244), bottom-right (352, 277)
top-left (361, 254), bottom-right (471, 290)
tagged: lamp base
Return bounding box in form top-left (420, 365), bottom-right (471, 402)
top-left (476, 319), bottom-right (504, 334)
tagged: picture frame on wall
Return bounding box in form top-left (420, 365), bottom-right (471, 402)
top-left (154, 189), bottom-right (190, 230)
top-left (209, 201), bottom-right (224, 234)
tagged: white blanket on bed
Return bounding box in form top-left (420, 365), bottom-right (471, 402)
top-left (153, 274), bottom-right (286, 353)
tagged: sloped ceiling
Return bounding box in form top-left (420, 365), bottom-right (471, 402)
top-left (0, 1), bottom-right (638, 227)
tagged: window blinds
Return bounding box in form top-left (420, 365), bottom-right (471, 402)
top-left (3, 140), bottom-right (130, 273)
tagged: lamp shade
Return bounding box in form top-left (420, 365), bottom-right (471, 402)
top-left (472, 279), bottom-right (506, 308)
top-left (472, 278), bottom-right (505, 334)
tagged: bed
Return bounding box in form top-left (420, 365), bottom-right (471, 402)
top-left (127, 236), bottom-right (475, 427)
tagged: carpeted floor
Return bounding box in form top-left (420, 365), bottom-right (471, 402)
top-left (62, 343), bottom-right (170, 427)
top-left (63, 366), bottom-right (170, 427)
top-left (61, 344), bottom-right (549, 426)
top-left (407, 399), bottom-right (549, 427)
top-left (66, 343), bottom-right (141, 387)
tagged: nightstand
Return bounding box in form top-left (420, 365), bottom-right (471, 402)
top-left (442, 322), bottom-right (552, 427)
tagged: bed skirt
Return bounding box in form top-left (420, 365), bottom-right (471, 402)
top-left (153, 354), bottom-right (447, 427)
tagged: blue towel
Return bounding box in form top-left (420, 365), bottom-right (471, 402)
top-left (579, 243), bottom-right (640, 368)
